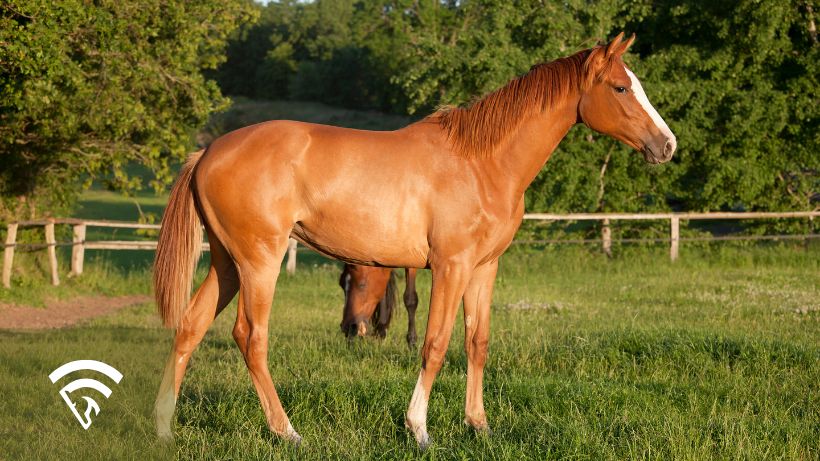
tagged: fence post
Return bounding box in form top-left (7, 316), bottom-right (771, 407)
top-left (601, 218), bottom-right (612, 258)
top-left (45, 220), bottom-right (60, 286)
top-left (670, 216), bottom-right (680, 261)
top-left (286, 238), bottom-right (297, 274)
top-left (2, 223), bottom-right (18, 288)
top-left (71, 223), bottom-right (86, 276)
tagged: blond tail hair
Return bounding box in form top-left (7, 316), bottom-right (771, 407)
top-left (153, 149), bottom-right (205, 328)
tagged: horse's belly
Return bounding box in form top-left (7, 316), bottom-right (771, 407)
top-left (290, 217), bottom-right (429, 268)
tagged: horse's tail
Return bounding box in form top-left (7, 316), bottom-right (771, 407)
top-left (373, 270), bottom-right (398, 336)
top-left (153, 149), bottom-right (206, 328)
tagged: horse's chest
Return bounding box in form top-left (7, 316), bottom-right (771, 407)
top-left (474, 203), bottom-right (525, 260)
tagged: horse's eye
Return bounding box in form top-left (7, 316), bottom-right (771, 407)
top-left (614, 86), bottom-right (627, 94)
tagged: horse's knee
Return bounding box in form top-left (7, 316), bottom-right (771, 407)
top-left (404, 291), bottom-right (418, 310)
top-left (232, 316), bottom-right (252, 354)
top-left (468, 335), bottom-right (489, 367)
top-left (422, 337), bottom-right (448, 371)
top-left (173, 323), bottom-right (204, 356)
top-left (243, 328), bottom-right (269, 362)
top-left (232, 321), bottom-right (247, 345)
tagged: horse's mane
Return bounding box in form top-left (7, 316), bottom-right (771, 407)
top-left (430, 48), bottom-right (598, 158)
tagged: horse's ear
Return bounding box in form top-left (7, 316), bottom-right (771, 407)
top-left (605, 32), bottom-right (625, 58)
top-left (584, 32), bottom-right (632, 89)
top-left (582, 47), bottom-right (607, 89)
top-left (614, 33), bottom-right (636, 57)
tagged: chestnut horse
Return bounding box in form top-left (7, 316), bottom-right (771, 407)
top-left (153, 33), bottom-right (675, 448)
top-left (339, 265), bottom-right (419, 346)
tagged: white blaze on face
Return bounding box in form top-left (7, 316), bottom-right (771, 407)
top-left (625, 68), bottom-right (676, 145)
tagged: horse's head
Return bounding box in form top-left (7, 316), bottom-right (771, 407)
top-left (339, 265), bottom-right (394, 339)
top-left (578, 33), bottom-right (676, 164)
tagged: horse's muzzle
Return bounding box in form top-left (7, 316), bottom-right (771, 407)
top-left (341, 320), bottom-right (368, 338)
top-left (643, 136), bottom-right (676, 164)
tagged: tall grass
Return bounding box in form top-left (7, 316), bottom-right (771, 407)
top-left (2, 97), bottom-right (817, 457)
top-left (1, 244), bottom-right (817, 460)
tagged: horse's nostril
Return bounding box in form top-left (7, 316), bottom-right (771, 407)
top-left (664, 139), bottom-right (676, 157)
top-left (342, 322), bottom-right (358, 338)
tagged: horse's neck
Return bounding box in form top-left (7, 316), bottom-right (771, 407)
top-left (487, 97), bottom-right (580, 204)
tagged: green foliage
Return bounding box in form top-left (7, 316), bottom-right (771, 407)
top-left (214, 0), bottom-right (818, 221)
top-left (1, 0), bottom-right (815, 225)
top-left (212, 1), bottom-right (297, 100)
top-left (628, 1), bottom-right (819, 214)
top-left (214, 0), bottom-right (403, 111)
top-left (201, 98), bottom-right (412, 144)
top-left (0, 0), bottom-right (257, 220)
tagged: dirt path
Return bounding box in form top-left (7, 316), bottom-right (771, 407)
top-left (0, 295), bottom-right (151, 330)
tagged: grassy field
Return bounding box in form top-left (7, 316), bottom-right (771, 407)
top-left (1, 243), bottom-right (818, 460)
top-left (1, 100), bottom-right (817, 459)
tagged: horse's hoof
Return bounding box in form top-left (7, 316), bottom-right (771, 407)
top-left (464, 418), bottom-right (492, 436)
top-left (286, 431), bottom-right (303, 447)
top-left (477, 425), bottom-right (493, 437)
top-left (417, 432), bottom-right (432, 451)
top-left (157, 430), bottom-right (173, 442)
top-left (406, 419), bottom-right (431, 450)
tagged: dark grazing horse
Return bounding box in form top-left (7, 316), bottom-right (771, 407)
top-left (339, 265), bottom-right (419, 347)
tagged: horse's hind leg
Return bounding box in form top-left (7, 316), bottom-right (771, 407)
top-left (155, 234), bottom-right (238, 438)
top-left (404, 268), bottom-right (419, 348)
top-left (231, 235), bottom-right (301, 443)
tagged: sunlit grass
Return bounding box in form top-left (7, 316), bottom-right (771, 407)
top-left (2, 99), bottom-right (817, 458)
top-left (1, 244), bottom-right (817, 460)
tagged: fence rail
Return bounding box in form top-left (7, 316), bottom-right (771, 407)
top-left (3, 211), bottom-right (817, 288)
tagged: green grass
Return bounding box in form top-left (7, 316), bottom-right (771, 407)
top-left (2, 100), bottom-right (817, 459)
top-left (74, 189), bottom-right (168, 222)
top-left (1, 245), bottom-right (818, 460)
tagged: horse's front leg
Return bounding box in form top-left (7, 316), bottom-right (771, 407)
top-left (405, 259), bottom-right (472, 449)
top-left (462, 259), bottom-right (498, 433)
top-left (403, 268), bottom-right (419, 348)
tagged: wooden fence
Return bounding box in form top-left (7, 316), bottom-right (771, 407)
top-left (2, 212), bottom-right (818, 288)
top-left (521, 211), bottom-right (819, 260)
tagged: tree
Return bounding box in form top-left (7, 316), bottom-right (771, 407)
top-left (377, 0), bottom-right (817, 218)
top-left (212, 0), bottom-right (298, 100)
top-left (628, 0), bottom-right (819, 214)
top-left (211, 0), bottom-right (818, 223)
top-left (0, 0), bottom-right (258, 220)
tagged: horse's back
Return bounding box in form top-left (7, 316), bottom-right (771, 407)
top-left (193, 119), bottom-right (440, 267)
top-left (200, 119), bottom-right (428, 173)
